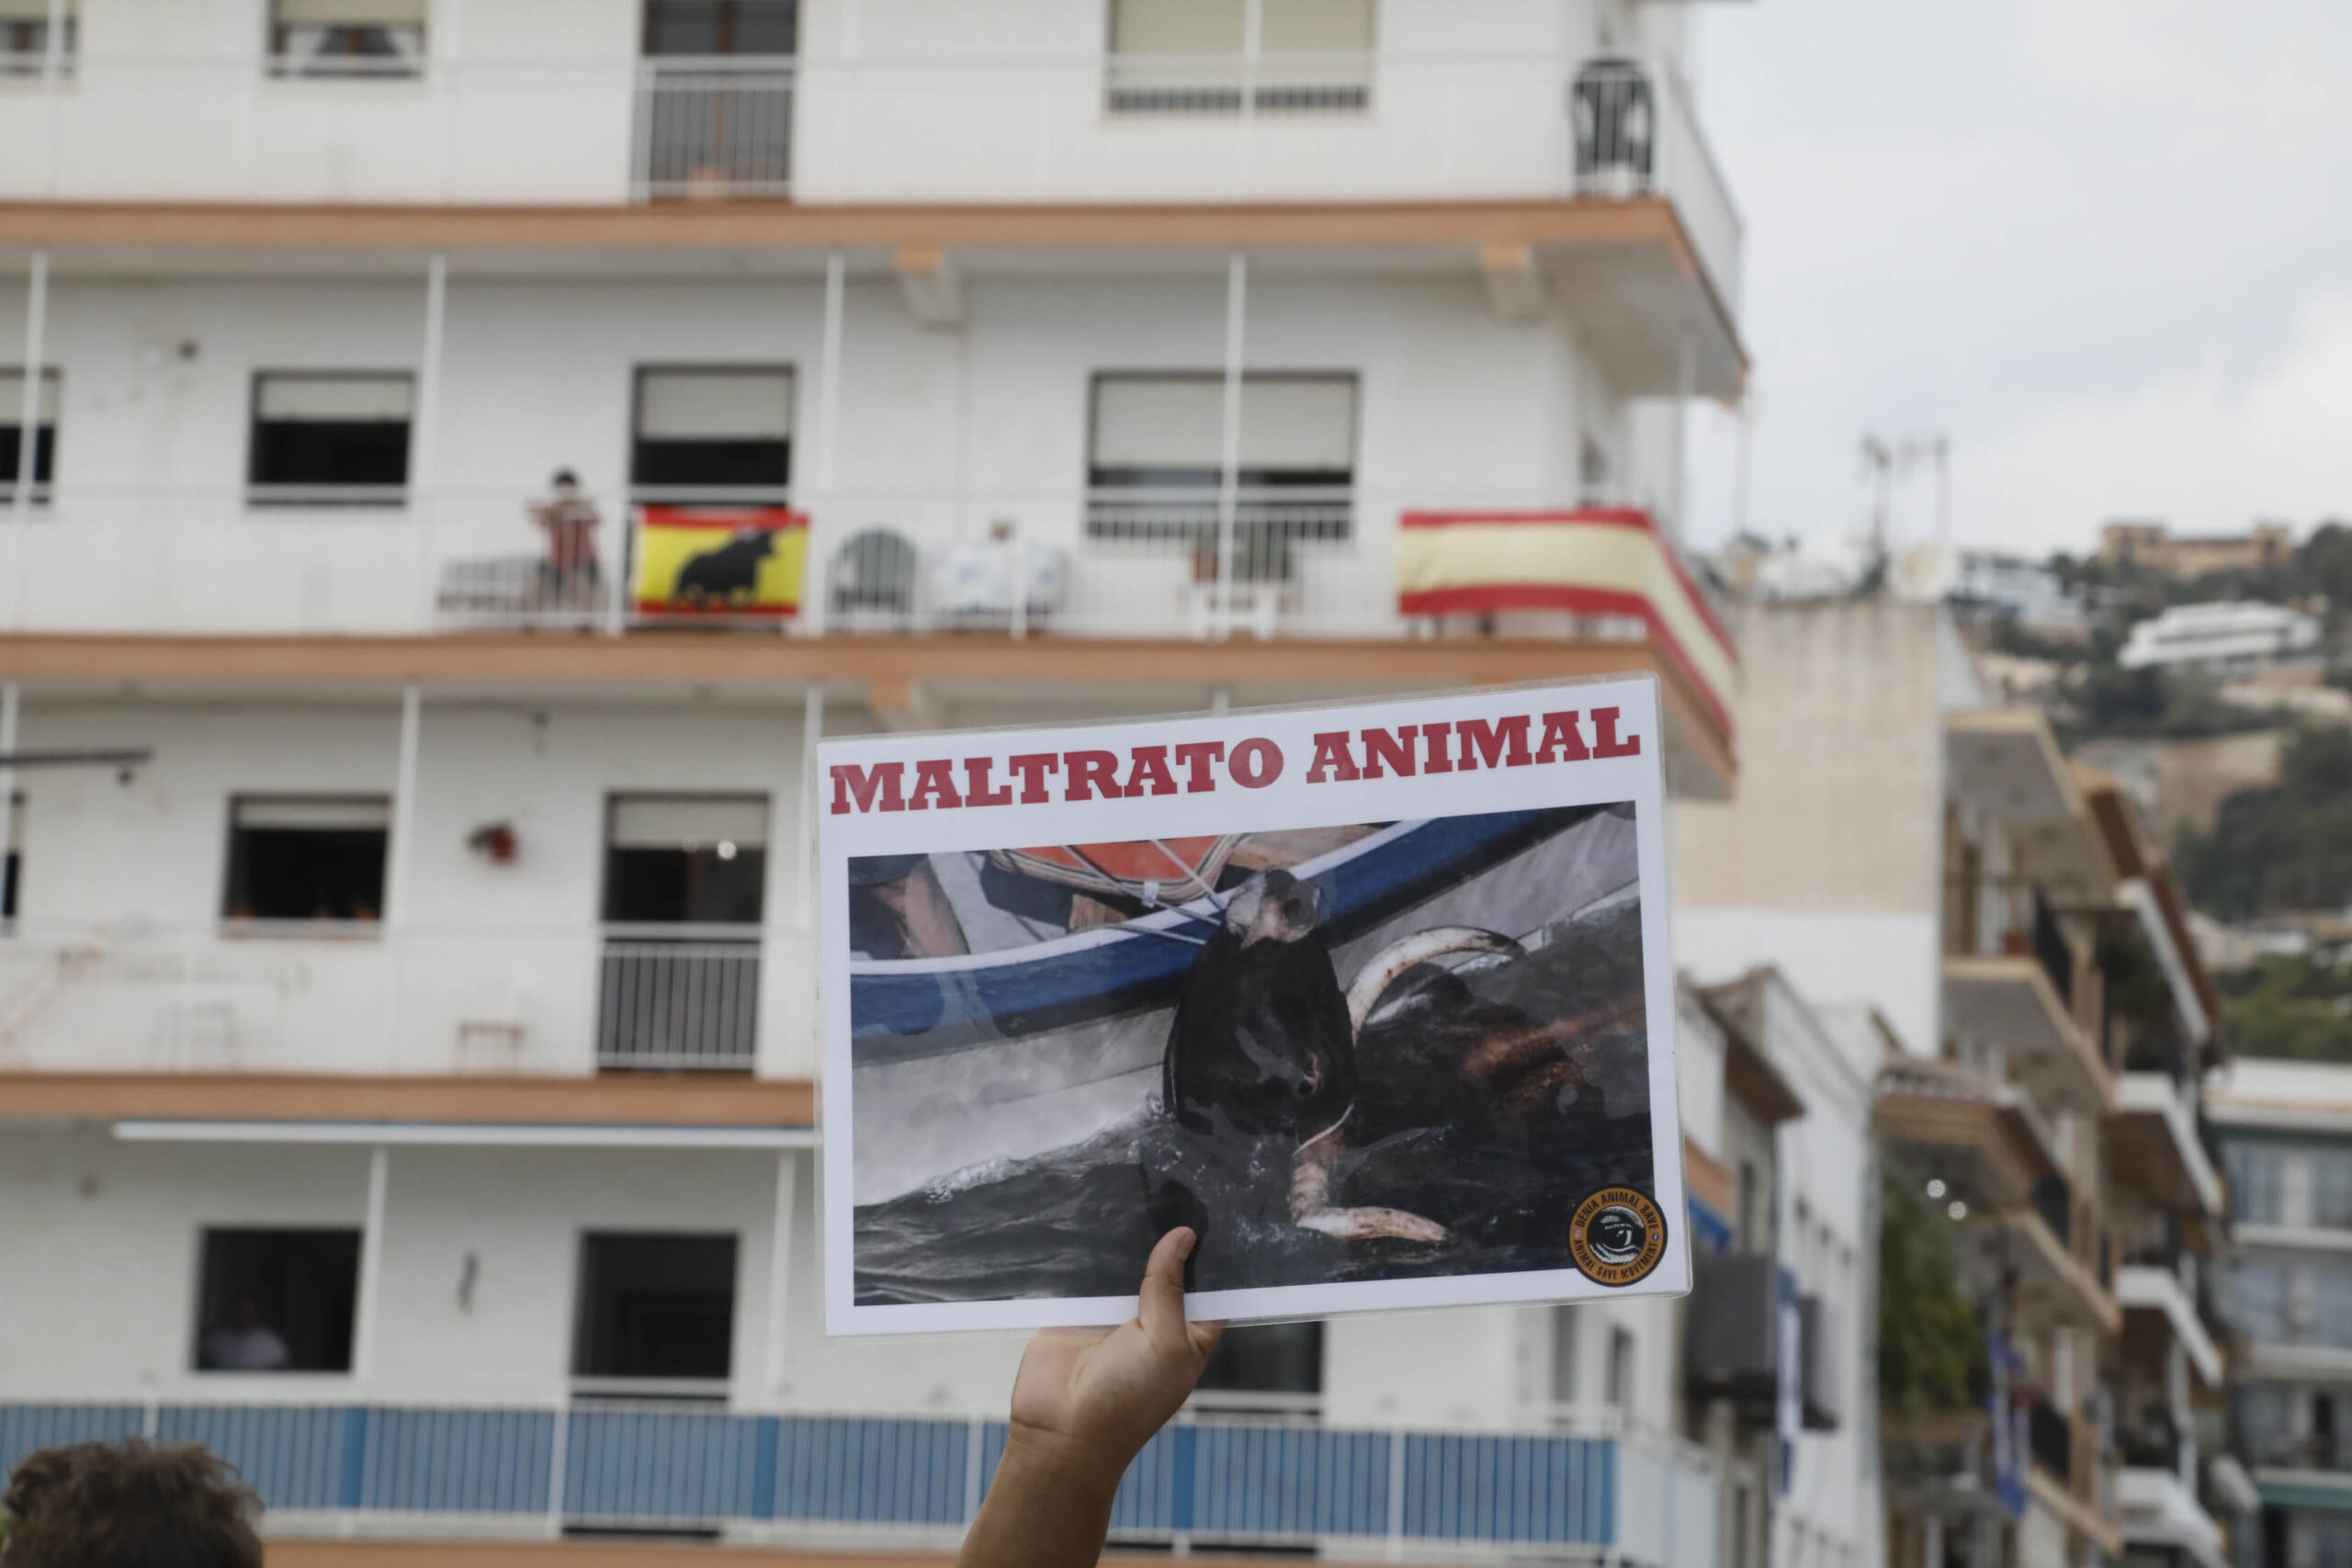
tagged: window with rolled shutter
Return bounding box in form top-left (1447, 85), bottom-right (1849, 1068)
top-left (1104, 0), bottom-right (1373, 113)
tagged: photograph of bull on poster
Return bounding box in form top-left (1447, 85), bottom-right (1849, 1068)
top-left (817, 675), bottom-right (1688, 1336)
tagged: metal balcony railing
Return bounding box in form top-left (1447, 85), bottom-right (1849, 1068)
top-left (632, 59), bottom-right (796, 201)
top-left (595, 926), bottom-right (763, 1072)
top-left (0, 1399), bottom-right (1719, 1564)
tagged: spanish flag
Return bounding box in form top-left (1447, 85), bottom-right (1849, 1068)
top-left (632, 506), bottom-right (808, 618)
top-left (1396, 508), bottom-right (1737, 736)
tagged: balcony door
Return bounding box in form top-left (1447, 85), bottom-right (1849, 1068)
top-left (636, 0), bottom-right (798, 198)
top-left (598, 794), bottom-right (768, 1071)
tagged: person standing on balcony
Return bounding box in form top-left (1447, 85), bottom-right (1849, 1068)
top-left (529, 469), bottom-right (603, 615)
top-left (957, 1226), bottom-right (1222, 1568)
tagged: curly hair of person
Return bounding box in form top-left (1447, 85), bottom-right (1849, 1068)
top-left (2, 1439), bottom-right (262, 1568)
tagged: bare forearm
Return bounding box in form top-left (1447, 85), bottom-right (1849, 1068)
top-left (956, 1431), bottom-right (1123, 1568)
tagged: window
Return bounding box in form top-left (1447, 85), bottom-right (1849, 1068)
top-left (630, 367), bottom-right (793, 497)
top-left (222, 795), bottom-right (390, 924)
top-left (2224, 1258), bottom-right (2290, 1345)
top-left (573, 1233), bottom-right (738, 1384)
top-left (1106, 0), bottom-right (1374, 113)
top-left (268, 0), bottom-right (426, 78)
top-left (0, 0), bottom-right (73, 75)
top-left (643, 0), bottom-right (797, 56)
top-left (193, 1228), bottom-right (360, 1373)
top-left (603, 795), bottom-right (768, 926)
top-left (2229, 1144), bottom-right (2285, 1226)
top-left (1195, 1321), bottom-right (1321, 1400)
top-left (247, 373), bottom-right (413, 504)
top-left (2317, 1151), bottom-right (2352, 1231)
top-left (1605, 1325), bottom-right (1634, 1408)
top-left (0, 368), bottom-right (59, 501)
top-left (1086, 372), bottom-right (1356, 571)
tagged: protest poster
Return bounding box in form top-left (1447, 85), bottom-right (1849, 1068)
top-left (818, 676), bottom-right (1686, 1334)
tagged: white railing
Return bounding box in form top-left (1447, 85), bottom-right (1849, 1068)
top-left (0, 481), bottom-right (1711, 649)
top-left (595, 925), bottom-right (763, 1072)
top-left (0, 921), bottom-right (818, 1080)
top-left (0, 48), bottom-right (1740, 306)
top-left (0, 1397), bottom-right (1717, 1565)
top-left (631, 59), bottom-right (795, 201)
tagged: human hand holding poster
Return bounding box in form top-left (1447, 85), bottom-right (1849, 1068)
top-left (818, 677), bottom-right (1686, 1334)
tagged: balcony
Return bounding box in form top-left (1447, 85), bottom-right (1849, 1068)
top-left (2115, 1262), bottom-right (2223, 1391)
top-left (0, 920), bottom-right (816, 1084)
top-left (1874, 1055), bottom-right (2062, 1212)
top-left (0, 490), bottom-right (1741, 795)
top-left (2109, 1071), bottom-right (2227, 1220)
top-left (2118, 1465), bottom-right (2226, 1568)
top-left (0, 1400), bottom-right (1720, 1567)
top-left (1942, 870), bottom-right (2112, 1118)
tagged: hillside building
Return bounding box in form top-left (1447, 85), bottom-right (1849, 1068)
top-left (2099, 525), bottom-right (2295, 583)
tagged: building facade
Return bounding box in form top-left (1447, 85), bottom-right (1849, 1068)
top-left (0, 1), bottom-right (1753, 1561)
top-left (2210, 1061), bottom-right (2352, 1568)
top-left (1675, 601), bottom-right (2236, 1568)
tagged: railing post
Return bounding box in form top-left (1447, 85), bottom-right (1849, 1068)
top-left (1385, 1425), bottom-right (1407, 1556)
top-left (411, 256), bottom-right (447, 632)
top-left (963, 1413), bottom-right (987, 1524)
top-left (1213, 251), bottom-right (1248, 640)
top-left (10, 249), bottom-right (49, 630)
top-left (546, 1397), bottom-right (571, 1536)
top-left (351, 1145), bottom-right (390, 1382)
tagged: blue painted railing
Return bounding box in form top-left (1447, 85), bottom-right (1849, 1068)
top-left (0, 1401), bottom-right (1713, 1562)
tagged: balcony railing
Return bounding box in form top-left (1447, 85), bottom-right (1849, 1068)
top-left (0, 921), bottom-right (816, 1080)
top-left (0, 482), bottom-right (1720, 652)
top-left (0, 1400), bottom-right (1718, 1565)
top-left (595, 926), bottom-right (762, 1072)
top-left (632, 59), bottom-right (795, 201)
top-left (0, 49), bottom-right (1741, 307)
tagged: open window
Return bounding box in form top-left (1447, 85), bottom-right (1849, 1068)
top-left (0, 0), bottom-right (73, 76)
top-left (572, 1232), bottom-right (738, 1388)
top-left (247, 372), bottom-right (413, 505)
top-left (222, 795), bottom-right (390, 925)
top-left (1193, 1320), bottom-right (1322, 1407)
top-left (1087, 372), bottom-right (1355, 579)
top-left (603, 795), bottom-right (768, 926)
top-left (268, 0), bottom-right (427, 78)
top-left (193, 1228), bottom-right (360, 1373)
top-left (629, 367), bottom-right (794, 499)
top-left (1105, 0), bottom-right (1373, 113)
top-left (0, 368), bottom-right (59, 502)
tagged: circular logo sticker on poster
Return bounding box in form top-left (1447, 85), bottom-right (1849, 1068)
top-left (1568, 1187), bottom-right (1668, 1287)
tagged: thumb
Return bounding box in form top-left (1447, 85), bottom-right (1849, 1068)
top-left (1138, 1227), bottom-right (1197, 1351)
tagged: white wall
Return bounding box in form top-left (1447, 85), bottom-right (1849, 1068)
top-left (0, 1134), bottom-right (1032, 1412)
top-left (2, 699), bottom-right (819, 1077)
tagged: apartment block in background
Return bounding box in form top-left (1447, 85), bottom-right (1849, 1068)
top-left (0, 0), bottom-right (1751, 1560)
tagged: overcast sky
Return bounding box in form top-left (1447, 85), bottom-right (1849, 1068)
top-left (1681, 0), bottom-right (2352, 558)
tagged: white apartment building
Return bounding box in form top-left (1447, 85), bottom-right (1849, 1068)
top-left (0, 1), bottom-right (1752, 1561)
top-left (2119, 603), bottom-right (2323, 675)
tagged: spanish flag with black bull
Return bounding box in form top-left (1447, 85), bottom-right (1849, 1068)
top-left (631, 505), bottom-right (808, 618)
